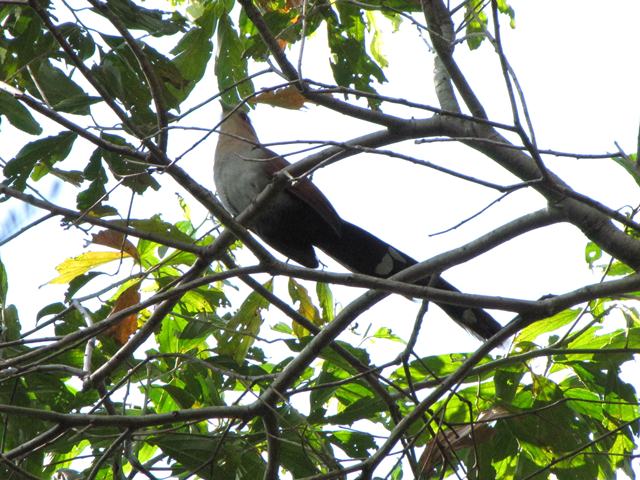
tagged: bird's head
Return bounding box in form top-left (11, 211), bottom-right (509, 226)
top-left (218, 104), bottom-right (259, 142)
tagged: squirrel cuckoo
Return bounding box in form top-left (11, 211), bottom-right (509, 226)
top-left (214, 107), bottom-right (501, 340)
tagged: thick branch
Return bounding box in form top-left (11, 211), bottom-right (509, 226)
top-left (0, 403), bottom-right (254, 427)
top-left (451, 121), bottom-right (640, 267)
top-left (422, 0), bottom-right (486, 118)
top-left (236, 0), bottom-right (406, 128)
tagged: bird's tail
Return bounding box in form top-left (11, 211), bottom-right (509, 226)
top-left (316, 221), bottom-right (501, 340)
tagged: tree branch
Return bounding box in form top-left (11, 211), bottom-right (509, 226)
top-left (235, 0), bottom-right (406, 128)
top-left (0, 185), bottom-right (201, 253)
top-left (422, 0), bottom-right (486, 118)
top-left (84, 0), bottom-right (170, 153)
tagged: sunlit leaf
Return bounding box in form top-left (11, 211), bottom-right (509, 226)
top-left (515, 308), bottom-right (580, 344)
top-left (50, 251), bottom-right (132, 284)
top-left (585, 241), bottom-right (602, 268)
top-left (371, 327), bottom-right (404, 343)
top-left (288, 278), bottom-right (324, 338)
top-left (316, 281), bottom-right (335, 322)
top-left (366, 11), bottom-right (388, 68)
top-left (611, 153), bottom-right (640, 189)
top-left (0, 258), bottom-right (7, 307)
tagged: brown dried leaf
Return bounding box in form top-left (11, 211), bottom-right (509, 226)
top-left (105, 284), bottom-right (141, 345)
top-left (91, 230), bottom-right (139, 263)
top-left (251, 86), bottom-right (307, 110)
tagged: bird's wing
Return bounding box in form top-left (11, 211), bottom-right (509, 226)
top-left (258, 146), bottom-right (343, 237)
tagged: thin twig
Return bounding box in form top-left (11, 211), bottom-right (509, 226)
top-left (0, 212), bottom-right (54, 247)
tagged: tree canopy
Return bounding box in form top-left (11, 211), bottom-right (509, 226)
top-left (0, 0), bottom-right (639, 479)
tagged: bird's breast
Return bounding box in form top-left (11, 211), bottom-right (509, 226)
top-left (214, 152), bottom-right (273, 215)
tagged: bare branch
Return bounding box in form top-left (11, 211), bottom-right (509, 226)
top-left (422, 0), bottom-right (486, 118)
top-left (236, 0), bottom-right (407, 128)
top-left (0, 185), bottom-right (201, 253)
top-left (262, 412), bottom-right (281, 480)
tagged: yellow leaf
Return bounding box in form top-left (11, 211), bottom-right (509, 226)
top-left (288, 278), bottom-right (324, 338)
top-left (49, 251), bottom-right (131, 285)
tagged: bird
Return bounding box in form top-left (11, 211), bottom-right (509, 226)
top-left (213, 106), bottom-right (502, 340)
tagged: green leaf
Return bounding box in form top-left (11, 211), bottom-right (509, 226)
top-left (326, 3), bottom-right (386, 106)
top-left (392, 352), bottom-right (492, 385)
top-left (3, 131), bottom-right (77, 190)
top-left (76, 178), bottom-right (108, 213)
top-left (150, 433), bottom-right (265, 479)
top-left (323, 396), bottom-right (387, 424)
top-left (611, 153), bottom-right (640, 189)
top-left (99, 33), bottom-right (189, 110)
top-left (98, 134), bottom-right (160, 193)
top-left (218, 280), bottom-right (272, 363)
top-left (52, 95), bottom-right (102, 114)
top-left (564, 387), bottom-right (604, 420)
top-left (495, 368), bottom-right (524, 402)
top-left (92, 41), bottom-right (153, 117)
top-left (496, 0), bottom-right (516, 28)
top-left (104, 0), bottom-right (187, 36)
top-left (316, 282), bottom-right (335, 322)
top-left (172, 22), bottom-right (214, 82)
top-left (309, 367), bottom-right (343, 419)
top-left (161, 384), bottom-right (195, 409)
top-left (65, 271), bottom-right (103, 302)
top-left (1, 304), bottom-right (21, 342)
top-left (288, 278), bottom-right (324, 337)
top-left (215, 14), bottom-right (254, 105)
top-left (179, 315), bottom-right (219, 340)
top-left (515, 308), bottom-right (580, 344)
top-left (329, 430), bottom-right (376, 457)
top-left (36, 302), bottom-right (66, 322)
top-left (110, 216), bottom-right (196, 245)
top-left (365, 11), bottom-right (388, 68)
top-left (568, 327), bottom-right (640, 352)
top-left (585, 241), bottom-right (602, 267)
top-left (0, 257), bottom-right (7, 307)
top-left (59, 22), bottom-right (96, 60)
top-left (372, 326), bottom-right (405, 343)
top-left (0, 91), bottom-right (42, 134)
top-left (606, 260), bottom-right (634, 276)
top-left (465, 0), bottom-right (488, 50)
top-left (31, 61), bottom-right (95, 115)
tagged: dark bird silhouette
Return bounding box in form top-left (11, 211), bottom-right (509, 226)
top-left (214, 108), bottom-right (501, 340)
